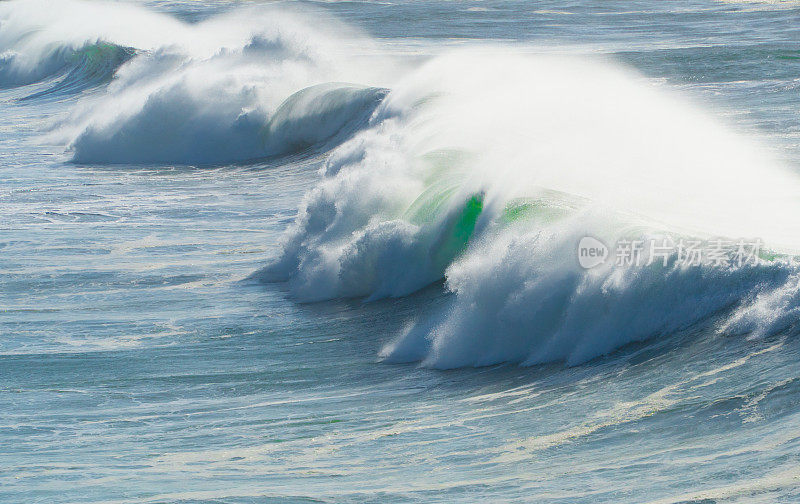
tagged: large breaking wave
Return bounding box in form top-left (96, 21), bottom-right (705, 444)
top-left (6, 0), bottom-right (800, 368)
top-left (254, 51), bottom-right (800, 367)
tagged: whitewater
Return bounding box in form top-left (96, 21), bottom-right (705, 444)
top-left (3, 0), bottom-right (800, 502)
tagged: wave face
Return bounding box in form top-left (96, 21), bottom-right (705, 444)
top-left (67, 79), bottom-right (387, 165)
top-left (259, 50), bottom-right (800, 365)
top-left (0, 0), bottom-right (390, 164)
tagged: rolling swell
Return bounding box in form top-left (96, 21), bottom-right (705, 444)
top-left (263, 83), bottom-right (389, 157)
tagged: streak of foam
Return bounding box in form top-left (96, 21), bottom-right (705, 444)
top-left (646, 465), bottom-right (800, 504)
top-left (492, 342), bottom-right (785, 461)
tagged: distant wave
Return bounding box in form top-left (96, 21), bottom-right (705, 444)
top-left (0, 41), bottom-right (135, 98)
top-left (0, 0), bottom-right (174, 90)
top-left (0, 0), bottom-right (389, 164)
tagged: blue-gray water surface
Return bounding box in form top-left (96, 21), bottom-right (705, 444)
top-left (3, 1), bottom-right (800, 502)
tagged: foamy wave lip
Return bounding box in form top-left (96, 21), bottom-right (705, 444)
top-left (69, 77), bottom-right (270, 164)
top-left (249, 119), bottom-right (445, 300)
top-left (722, 275), bottom-right (800, 339)
top-left (251, 96), bottom-right (493, 300)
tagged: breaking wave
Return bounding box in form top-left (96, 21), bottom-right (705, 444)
top-left (255, 50), bottom-right (800, 367)
top-left (1, 0), bottom-right (391, 164)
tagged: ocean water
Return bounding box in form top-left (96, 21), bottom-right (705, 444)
top-left (3, 0), bottom-right (800, 502)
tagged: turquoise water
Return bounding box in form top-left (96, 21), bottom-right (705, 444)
top-left (3, 1), bottom-right (800, 502)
